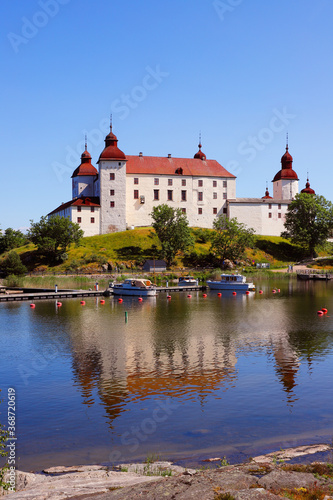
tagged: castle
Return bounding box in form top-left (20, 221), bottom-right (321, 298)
top-left (49, 124), bottom-right (315, 237)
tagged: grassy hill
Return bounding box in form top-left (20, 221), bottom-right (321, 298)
top-left (2, 228), bottom-right (310, 275)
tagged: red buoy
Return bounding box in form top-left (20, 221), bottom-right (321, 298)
top-left (80, 300), bottom-right (85, 305)
top-left (317, 310), bottom-right (324, 316)
top-left (30, 303), bottom-right (35, 308)
top-left (118, 298), bottom-right (123, 303)
top-left (232, 291), bottom-right (237, 296)
top-left (203, 294), bottom-right (207, 298)
top-left (187, 294), bottom-right (192, 298)
top-left (100, 299), bottom-right (105, 304)
top-left (167, 295), bottom-right (171, 299)
top-left (321, 307), bottom-right (328, 314)
top-left (138, 297), bottom-right (143, 302)
top-left (277, 289), bottom-right (280, 293)
top-left (56, 302), bottom-right (62, 307)
top-left (217, 292), bottom-right (222, 297)
top-left (245, 291), bottom-right (250, 295)
top-left (272, 289), bottom-right (276, 294)
top-left (259, 290), bottom-right (263, 294)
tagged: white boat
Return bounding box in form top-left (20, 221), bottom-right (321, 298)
top-left (206, 273), bottom-right (255, 291)
top-left (112, 279), bottom-right (157, 296)
top-left (178, 276), bottom-right (197, 286)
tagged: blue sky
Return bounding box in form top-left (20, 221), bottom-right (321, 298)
top-left (2, 0), bottom-right (333, 230)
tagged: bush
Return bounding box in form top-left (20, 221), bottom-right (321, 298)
top-left (0, 251), bottom-right (27, 277)
top-left (4, 274), bottom-right (24, 287)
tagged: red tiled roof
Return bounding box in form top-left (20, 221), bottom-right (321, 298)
top-left (301, 180), bottom-right (315, 194)
top-left (48, 197), bottom-right (100, 215)
top-left (125, 155), bottom-right (236, 178)
top-left (72, 163), bottom-right (98, 177)
top-left (272, 169), bottom-right (299, 182)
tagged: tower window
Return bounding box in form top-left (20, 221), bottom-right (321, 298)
top-left (77, 217), bottom-right (81, 223)
top-left (268, 204), bottom-right (272, 209)
top-left (168, 179), bottom-right (173, 186)
top-left (110, 201), bottom-right (115, 208)
top-left (182, 208), bottom-right (186, 214)
top-left (198, 208), bottom-right (202, 214)
top-left (181, 190), bottom-right (187, 201)
top-left (198, 192), bottom-right (203, 201)
top-left (154, 189), bottom-right (159, 200)
top-left (269, 213), bottom-right (272, 218)
top-left (110, 189), bottom-right (115, 196)
top-left (134, 190), bottom-right (139, 199)
top-left (154, 178), bottom-right (159, 185)
top-left (213, 192), bottom-right (217, 199)
top-left (182, 179), bottom-right (186, 186)
top-left (134, 177), bottom-right (139, 184)
top-left (77, 207), bottom-right (81, 212)
top-left (278, 204), bottom-right (281, 209)
top-left (110, 173), bottom-right (115, 180)
top-left (198, 180), bottom-right (203, 187)
top-left (167, 190), bottom-right (173, 201)
top-left (213, 180), bottom-right (217, 187)
top-left (223, 192), bottom-right (227, 199)
top-left (278, 213), bottom-right (281, 218)
top-left (91, 207), bottom-right (94, 212)
top-left (223, 181), bottom-right (227, 188)
top-left (213, 208), bottom-right (217, 214)
top-left (91, 217), bottom-right (95, 223)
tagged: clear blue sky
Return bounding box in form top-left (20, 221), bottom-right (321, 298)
top-left (2, 0), bottom-right (333, 230)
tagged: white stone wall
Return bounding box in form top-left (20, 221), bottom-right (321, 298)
top-left (72, 176), bottom-right (95, 198)
top-left (228, 200), bottom-right (289, 236)
top-left (71, 206), bottom-right (100, 237)
top-left (125, 174), bottom-right (236, 229)
top-left (99, 160), bottom-right (127, 233)
top-left (273, 179), bottom-right (298, 200)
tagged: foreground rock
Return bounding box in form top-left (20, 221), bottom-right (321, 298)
top-left (1, 445), bottom-right (333, 500)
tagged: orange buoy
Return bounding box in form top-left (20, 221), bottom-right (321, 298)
top-left (321, 307), bottom-right (328, 314)
top-left (317, 310), bottom-right (324, 316)
top-left (56, 302), bottom-right (62, 307)
top-left (80, 300), bottom-right (85, 305)
top-left (30, 303), bottom-right (35, 308)
top-left (245, 291), bottom-right (250, 295)
top-left (100, 299), bottom-right (105, 304)
top-left (187, 294), bottom-right (192, 298)
top-left (232, 291), bottom-right (237, 296)
top-left (167, 295), bottom-right (171, 299)
top-left (138, 297), bottom-right (143, 302)
top-left (203, 294), bottom-right (207, 298)
top-left (217, 292), bottom-right (222, 297)
top-left (259, 290), bottom-right (263, 294)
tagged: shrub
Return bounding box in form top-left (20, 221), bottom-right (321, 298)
top-left (0, 251), bottom-right (27, 277)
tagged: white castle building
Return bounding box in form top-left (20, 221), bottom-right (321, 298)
top-left (49, 126), bottom-right (314, 237)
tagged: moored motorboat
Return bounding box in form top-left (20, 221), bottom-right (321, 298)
top-left (178, 276), bottom-right (197, 286)
top-left (207, 273), bottom-right (255, 291)
top-left (112, 279), bottom-right (157, 296)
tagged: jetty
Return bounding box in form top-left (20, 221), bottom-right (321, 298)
top-left (296, 271), bottom-right (332, 281)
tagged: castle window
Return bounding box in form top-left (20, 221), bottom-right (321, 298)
top-left (110, 201), bottom-right (115, 208)
top-left (213, 208), bottom-right (217, 214)
top-left (181, 190), bottom-right (187, 201)
top-left (198, 192), bottom-right (203, 201)
top-left (154, 189), bottom-right (159, 200)
top-left (154, 178), bottom-right (159, 185)
top-left (268, 204), bottom-right (272, 209)
top-left (134, 177), bottom-right (139, 184)
top-left (77, 217), bottom-right (81, 223)
top-left (168, 179), bottom-right (173, 186)
top-left (198, 180), bottom-right (203, 187)
top-left (278, 204), bottom-right (281, 209)
top-left (110, 173), bottom-right (115, 180)
top-left (77, 207), bottom-right (81, 212)
top-left (213, 180), bottom-right (217, 187)
top-left (110, 189), bottom-right (115, 196)
top-left (91, 207), bottom-right (94, 212)
top-left (91, 217), bottom-right (95, 223)
top-left (223, 181), bottom-right (227, 188)
top-left (213, 192), bottom-right (217, 199)
top-left (198, 208), bottom-right (202, 214)
top-left (182, 208), bottom-right (186, 214)
top-left (223, 192), bottom-right (227, 199)
top-left (269, 213), bottom-right (272, 218)
top-left (278, 213), bottom-right (281, 218)
top-left (182, 179), bottom-right (186, 186)
top-left (167, 190), bottom-right (173, 201)
top-left (134, 190), bottom-right (139, 199)
top-left (223, 208), bottom-right (227, 214)
top-left (118, 162), bottom-right (121, 166)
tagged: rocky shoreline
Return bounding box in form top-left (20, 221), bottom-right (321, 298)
top-left (1, 444), bottom-right (332, 500)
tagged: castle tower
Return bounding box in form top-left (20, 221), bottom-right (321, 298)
top-left (71, 140), bottom-right (98, 198)
top-left (97, 124), bottom-right (127, 233)
top-left (272, 140), bottom-right (299, 200)
top-left (301, 177), bottom-right (315, 195)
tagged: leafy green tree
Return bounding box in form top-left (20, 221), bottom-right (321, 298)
top-left (150, 204), bottom-right (194, 266)
top-left (0, 251), bottom-right (27, 277)
top-left (210, 216), bottom-right (255, 265)
top-left (281, 194), bottom-right (333, 258)
top-left (28, 216), bottom-right (84, 258)
top-left (0, 228), bottom-right (26, 254)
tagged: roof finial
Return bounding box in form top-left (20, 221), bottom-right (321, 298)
top-left (85, 134), bottom-right (87, 151)
top-left (286, 132), bottom-right (289, 151)
top-left (110, 113), bottom-right (113, 132)
top-left (198, 131), bottom-right (202, 149)
top-left (307, 170), bottom-right (309, 182)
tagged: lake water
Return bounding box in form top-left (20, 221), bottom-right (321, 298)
top-left (1, 278), bottom-right (333, 471)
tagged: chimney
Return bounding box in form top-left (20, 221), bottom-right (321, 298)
top-left (168, 153), bottom-right (171, 158)
top-left (139, 152), bottom-right (143, 157)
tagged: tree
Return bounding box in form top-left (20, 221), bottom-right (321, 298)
top-left (281, 194), bottom-right (333, 258)
top-left (28, 216), bottom-right (84, 258)
top-left (0, 251), bottom-right (27, 277)
top-left (210, 216), bottom-right (255, 264)
top-left (150, 204), bottom-right (194, 266)
top-left (0, 228), bottom-right (26, 254)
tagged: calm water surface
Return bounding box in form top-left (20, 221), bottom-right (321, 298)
top-left (1, 278), bottom-right (333, 470)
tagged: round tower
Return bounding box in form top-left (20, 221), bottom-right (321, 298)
top-left (71, 140), bottom-right (98, 198)
top-left (272, 140), bottom-right (299, 199)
